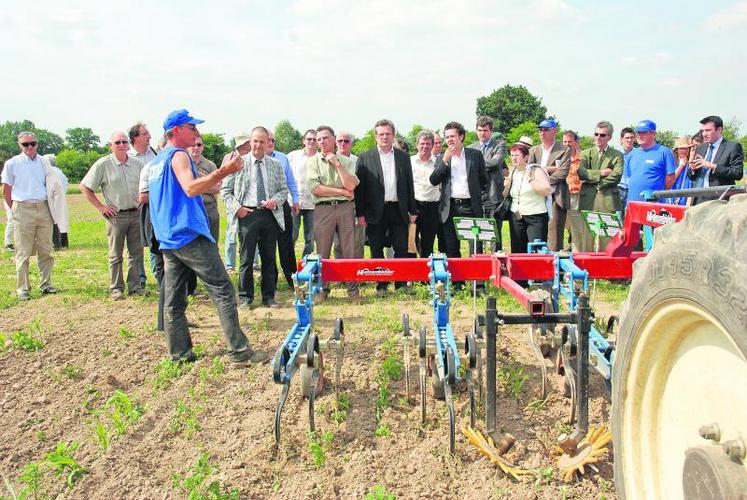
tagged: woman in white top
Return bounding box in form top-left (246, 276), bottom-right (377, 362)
top-left (504, 143), bottom-right (551, 254)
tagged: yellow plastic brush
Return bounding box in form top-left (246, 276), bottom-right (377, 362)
top-left (556, 426), bottom-right (612, 482)
top-left (462, 426), bottom-right (531, 481)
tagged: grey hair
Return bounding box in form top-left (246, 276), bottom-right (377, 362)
top-left (43, 154), bottom-right (57, 166)
top-left (416, 129), bottom-right (435, 144)
top-left (17, 131), bottom-right (36, 141)
top-left (596, 121), bottom-right (614, 136)
top-left (336, 130), bottom-right (353, 140)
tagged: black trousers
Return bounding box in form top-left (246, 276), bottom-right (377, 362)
top-left (367, 202), bottom-right (408, 290)
top-left (238, 209), bottom-right (279, 303)
top-left (508, 211), bottom-right (549, 254)
top-left (276, 202), bottom-right (296, 288)
top-left (442, 201), bottom-right (477, 258)
top-left (415, 200), bottom-right (440, 257)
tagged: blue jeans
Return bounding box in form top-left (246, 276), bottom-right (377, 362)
top-left (161, 236), bottom-right (252, 362)
top-left (292, 209), bottom-right (315, 257)
top-left (224, 209), bottom-right (238, 269)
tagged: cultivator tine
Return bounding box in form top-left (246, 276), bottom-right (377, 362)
top-left (402, 313), bottom-right (411, 402)
top-left (418, 325), bottom-right (427, 423)
top-left (466, 369), bottom-right (475, 429)
top-left (333, 318), bottom-right (344, 401)
top-left (465, 334), bottom-right (477, 428)
top-left (306, 334), bottom-right (321, 434)
top-left (444, 382), bottom-right (456, 455)
top-left (528, 326), bottom-right (548, 399)
top-left (556, 426), bottom-right (612, 482)
top-left (308, 367), bottom-right (318, 433)
top-left (274, 382), bottom-right (291, 445)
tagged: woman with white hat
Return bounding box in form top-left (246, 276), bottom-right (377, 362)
top-left (670, 136), bottom-right (694, 205)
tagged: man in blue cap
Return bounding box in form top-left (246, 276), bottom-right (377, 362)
top-left (623, 119), bottom-right (675, 205)
top-left (528, 118), bottom-right (570, 251)
top-left (147, 109), bottom-right (269, 366)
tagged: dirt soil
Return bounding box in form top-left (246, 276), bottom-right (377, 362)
top-left (0, 284), bottom-right (617, 499)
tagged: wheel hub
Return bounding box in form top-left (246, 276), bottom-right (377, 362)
top-left (682, 445), bottom-right (747, 500)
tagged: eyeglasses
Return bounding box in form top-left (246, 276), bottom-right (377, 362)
top-left (181, 124), bottom-right (197, 132)
top-left (194, 143), bottom-right (204, 147)
top-left (113, 140), bottom-right (129, 146)
top-left (336, 139), bottom-right (351, 144)
top-left (304, 137), bottom-right (317, 142)
top-left (594, 133), bottom-right (608, 138)
top-left (268, 139), bottom-right (276, 143)
top-left (21, 141), bottom-right (37, 147)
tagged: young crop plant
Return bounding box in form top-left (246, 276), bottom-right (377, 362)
top-left (90, 419), bottom-right (110, 451)
top-left (171, 452), bottom-right (240, 500)
top-left (152, 358), bottom-right (192, 389)
top-left (0, 332), bottom-right (7, 353)
top-left (168, 399), bottom-right (202, 438)
top-left (104, 390), bottom-right (144, 435)
top-left (374, 422), bottom-right (391, 438)
top-left (307, 431), bottom-right (334, 468)
top-left (60, 364), bottom-right (84, 380)
top-left (365, 484), bottom-right (396, 500)
top-left (364, 309), bottom-right (401, 336)
top-left (44, 441), bottom-right (87, 488)
top-left (198, 358), bottom-right (226, 382)
top-left (10, 320), bottom-right (45, 352)
top-left (331, 392), bottom-right (351, 425)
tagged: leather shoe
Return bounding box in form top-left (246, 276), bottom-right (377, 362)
top-left (18, 290), bottom-right (30, 300)
top-left (262, 299), bottom-right (280, 308)
top-left (41, 286), bottom-right (59, 295)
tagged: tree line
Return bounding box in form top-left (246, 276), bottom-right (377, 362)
top-left (2, 86), bottom-right (744, 182)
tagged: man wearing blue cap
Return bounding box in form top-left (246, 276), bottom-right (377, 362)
top-left (147, 109), bottom-right (269, 366)
top-left (528, 119), bottom-right (570, 251)
top-left (623, 120), bottom-right (675, 204)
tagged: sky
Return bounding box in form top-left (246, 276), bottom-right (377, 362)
top-left (3, 0), bottom-right (746, 144)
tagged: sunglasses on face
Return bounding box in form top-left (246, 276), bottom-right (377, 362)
top-left (113, 140), bottom-right (128, 145)
top-left (336, 139), bottom-right (351, 144)
top-left (21, 141), bottom-right (37, 147)
top-left (594, 133), bottom-right (608, 138)
top-left (305, 137), bottom-right (317, 142)
top-left (194, 143), bottom-right (204, 147)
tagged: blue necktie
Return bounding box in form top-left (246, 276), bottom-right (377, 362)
top-left (695, 144), bottom-right (714, 188)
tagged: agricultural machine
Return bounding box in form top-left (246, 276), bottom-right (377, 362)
top-left (270, 185), bottom-right (747, 498)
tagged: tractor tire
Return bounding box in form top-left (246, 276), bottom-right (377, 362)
top-left (612, 196), bottom-right (747, 499)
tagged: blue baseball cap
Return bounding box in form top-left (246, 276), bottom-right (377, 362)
top-left (163, 109), bottom-right (205, 131)
top-left (538, 119), bottom-right (558, 129)
top-left (635, 119), bottom-right (657, 132)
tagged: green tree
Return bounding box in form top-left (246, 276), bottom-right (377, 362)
top-left (655, 130), bottom-right (677, 149)
top-left (352, 129), bottom-right (376, 155)
top-left (505, 121), bottom-right (540, 148)
top-left (56, 149), bottom-right (105, 182)
top-left (274, 119), bottom-right (303, 153)
top-left (476, 85), bottom-right (548, 134)
top-left (0, 120), bottom-right (65, 159)
top-left (739, 135), bottom-right (747, 155)
top-left (65, 127), bottom-right (101, 152)
top-left (723, 116), bottom-right (741, 141)
top-left (200, 133), bottom-right (229, 165)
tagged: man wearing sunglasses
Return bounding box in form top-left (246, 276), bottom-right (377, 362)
top-left (576, 120), bottom-right (624, 251)
top-left (2, 132), bottom-right (60, 300)
top-left (81, 132), bottom-right (146, 300)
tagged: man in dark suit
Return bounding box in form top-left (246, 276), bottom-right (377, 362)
top-left (429, 121), bottom-right (488, 261)
top-left (468, 116), bottom-right (506, 251)
top-left (355, 119), bottom-right (416, 295)
top-left (688, 115), bottom-right (744, 205)
top-left (528, 119), bottom-right (570, 251)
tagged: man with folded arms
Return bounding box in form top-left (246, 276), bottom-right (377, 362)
top-left (81, 131), bottom-right (146, 300)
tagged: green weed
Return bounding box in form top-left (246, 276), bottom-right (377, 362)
top-left (60, 364), bottom-right (83, 380)
top-left (532, 466), bottom-right (555, 487)
top-left (331, 393), bottom-right (351, 425)
top-left (374, 423), bottom-right (391, 438)
top-left (44, 441), bottom-right (87, 488)
top-left (198, 358), bottom-right (225, 382)
top-left (16, 461), bottom-right (45, 499)
top-left (10, 320), bottom-right (45, 352)
top-left (498, 363), bottom-right (528, 400)
top-left (378, 356), bottom-right (403, 382)
top-left (117, 326), bottom-right (135, 342)
top-left (171, 453), bottom-right (239, 500)
top-left (0, 332), bottom-right (6, 353)
top-left (364, 309), bottom-right (401, 336)
top-left (365, 484), bottom-right (396, 500)
top-left (153, 358), bottom-right (192, 389)
top-left (524, 395), bottom-right (551, 417)
top-left (308, 431), bottom-right (334, 468)
top-left (36, 431), bottom-right (47, 443)
top-left (193, 344), bottom-right (206, 357)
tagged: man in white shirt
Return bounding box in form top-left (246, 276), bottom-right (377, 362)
top-left (1, 132), bottom-right (58, 300)
top-left (127, 122), bottom-right (157, 287)
top-left (411, 130), bottom-right (441, 257)
top-left (287, 129), bottom-right (318, 257)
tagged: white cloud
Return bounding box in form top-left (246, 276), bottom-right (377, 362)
top-left (705, 0), bottom-right (747, 30)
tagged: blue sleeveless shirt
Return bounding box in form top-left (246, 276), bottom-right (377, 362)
top-left (147, 147), bottom-right (214, 250)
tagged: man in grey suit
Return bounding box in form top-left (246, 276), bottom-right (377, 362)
top-left (468, 116), bottom-right (506, 251)
top-left (221, 126), bottom-right (288, 308)
top-left (528, 118), bottom-right (570, 251)
top-left (688, 115), bottom-right (744, 205)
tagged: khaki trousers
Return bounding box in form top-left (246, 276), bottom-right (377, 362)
top-left (106, 210), bottom-right (144, 293)
top-left (314, 201), bottom-right (359, 296)
top-left (13, 200), bottom-right (54, 294)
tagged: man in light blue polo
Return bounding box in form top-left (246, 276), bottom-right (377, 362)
top-left (148, 109), bottom-right (269, 366)
top-left (624, 120), bottom-right (676, 204)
